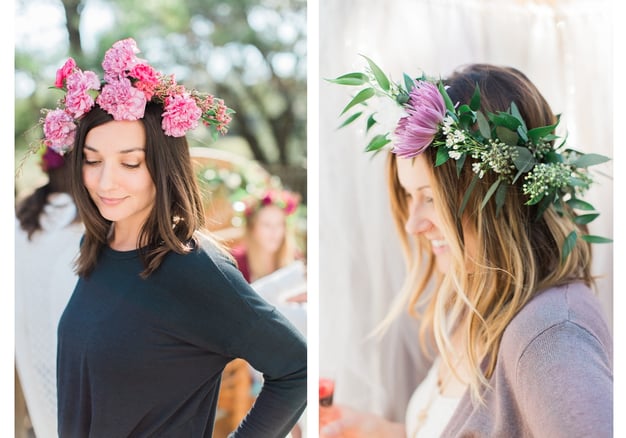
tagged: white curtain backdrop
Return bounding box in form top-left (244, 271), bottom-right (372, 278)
top-left (319, 0), bottom-right (613, 422)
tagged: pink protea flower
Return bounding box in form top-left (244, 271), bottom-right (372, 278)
top-left (393, 81), bottom-right (446, 158)
top-left (55, 58), bottom-right (77, 88)
top-left (64, 70), bottom-right (100, 118)
top-left (102, 37), bottom-right (140, 81)
top-left (43, 109), bottom-right (77, 154)
top-left (129, 63), bottom-right (160, 100)
top-left (161, 93), bottom-right (202, 137)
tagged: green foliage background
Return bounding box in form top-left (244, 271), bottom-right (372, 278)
top-left (15, 0), bottom-right (307, 199)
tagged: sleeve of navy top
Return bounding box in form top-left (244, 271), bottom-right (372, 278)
top-left (172, 243), bottom-right (307, 438)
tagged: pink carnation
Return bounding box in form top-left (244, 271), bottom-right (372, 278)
top-left (393, 81), bottom-right (446, 158)
top-left (161, 93), bottom-right (202, 137)
top-left (43, 109), bottom-right (77, 154)
top-left (55, 58), bottom-right (76, 88)
top-left (129, 63), bottom-right (160, 100)
top-left (64, 70), bottom-right (100, 118)
top-left (96, 78), bottom-right (147, 121)
top-left (102, 38), bottom-right (140, 81)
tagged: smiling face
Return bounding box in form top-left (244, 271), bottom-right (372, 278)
top-left (396, 154), bottom-right (453, 273)
top-left (82, 119), bottom-right (156, 244)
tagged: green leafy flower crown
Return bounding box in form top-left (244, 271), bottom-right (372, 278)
top-left (329, 56), bottom-right (612, 260)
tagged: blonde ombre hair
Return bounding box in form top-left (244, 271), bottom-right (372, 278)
top-left (381, 64), bottom-right (594, 402)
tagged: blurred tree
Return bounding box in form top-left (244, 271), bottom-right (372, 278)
top-left (15, 0), bottom-right (306, 197)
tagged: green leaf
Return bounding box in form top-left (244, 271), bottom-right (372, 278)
top-left (534, 192), bottom-right (554, 219)
top-left (512, 146), bottom-right (536, 178)
top-left (571, 153), bottom-right (610, 168)
top-left (338, 111), bottom-right (363, 129)
top-left (403, 73), bottom-right (414, 93)
top-left (495, 126), bottom-right (519, 146)
top-left (544, 150), bottom-right (563, 163)
top-left (435, 146), bottom-right (450, 166)
top-left (573, 213), bottom-right (600, 225)
top-left (469, 84), bottom-right (481, 111)
top-left (495, 182), bottom-right (508, 216)
top-left (438, 82), bottom-right (455, 112)
top-left (510, 102), bottom-right (527, 131)
top-left (340, 87), bottom-right (375, 115)
top-left (561, 230), bottom-right (578, 263)
top-left (365, 134), bottom-right (391, 152)
top-left (456, 154), bottom-right (467, 177)
top-left (326, 72), bottom-right (369, 86)
top-left (476, 111), bottom-right (491, 139)
top-left (361, 55), bottom-right (390, 91)
top-left (527, 119), bottom-right (558, 144)
top-left (481, 179), bottom-right (501, 210)
top-left (458, 104), bottom-right (472, 114)
top-left (580, 235), bottom-right (613, 244)
top-left (490, 112), bottom-right (522, 131)
top-left (459, 173), bottom-right (480, 216)
top-left (568, 177), bottom-right (590, 188)
top-left (366, 113), bottom-right (377, 132)
top-left (566, 198), bottom-right (595, 211)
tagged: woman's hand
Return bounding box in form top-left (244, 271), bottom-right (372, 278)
top-left (319, 404), bottom-right (405, 437)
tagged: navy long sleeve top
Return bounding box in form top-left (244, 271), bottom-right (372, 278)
top-left (57, 233), bottom-right (307, 437)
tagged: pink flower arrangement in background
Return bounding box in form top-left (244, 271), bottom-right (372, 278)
top-left (244, 189), bottom-right (300, 217)
top-left (393, 81), bottom-right (447, 158)
top-left (40, 37), bottom-right (234, 155)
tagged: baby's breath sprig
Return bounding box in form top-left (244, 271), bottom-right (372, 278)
top-left (328, 57), bottom-right (612, 261)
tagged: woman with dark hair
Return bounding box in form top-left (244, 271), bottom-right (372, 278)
top-left (36, 38), bottom-right (306, 437)
top-left (320, 62), bottom-right (612, 437)
top-left (15, 147), bottom-right (83, 438)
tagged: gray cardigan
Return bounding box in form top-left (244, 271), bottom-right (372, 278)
top-left (443, 282), bottom-right (613, 437)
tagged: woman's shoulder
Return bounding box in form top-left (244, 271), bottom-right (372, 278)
top-left (500, 282), bottom-right (612, 363)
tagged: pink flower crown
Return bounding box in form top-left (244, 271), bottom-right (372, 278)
top-left (41, 38), bottom-right (234, 155)
top-left (242, 189), bottom-right (300, 217)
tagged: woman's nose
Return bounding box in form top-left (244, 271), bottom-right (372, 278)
top-left (404, 203), bottom-right (432, 235)
top-left (97, 163), bottom-right (117, 191)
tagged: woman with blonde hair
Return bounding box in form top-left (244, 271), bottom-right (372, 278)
top-left (320, 62), bottom-right (612, 437)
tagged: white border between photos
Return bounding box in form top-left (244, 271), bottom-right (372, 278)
top-left (3, 2), bottom-right (16, 436)
top-left (306, 0), bottom-right (320, 436)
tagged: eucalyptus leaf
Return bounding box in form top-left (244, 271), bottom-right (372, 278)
top-left (495, 182), bottom-right (507, 216)
top-left (510, 102), bottom-right (527, 131)
top-left (516, 125), bottom-right (528, 143)
top-left (573, 213), bottom-right (600, 225)
top-left (544, 150), bottom-right (563, 163)
top-left (561, 230), bottom-right (578, 264)
top-left (338, 111), bottom-right (363, 129)
top-left (490, 112), bottom-right (522, 131)
top-left (571, 153), bottom-right (611, 168)
top-left (435, 146), bottom-right (450, 166)
top-left (476, 111), bottom-right (491, 139)
top-left (527, 121), bottom-right (558, 144)
top-left (469, 84), bottom-right (481, 111)
top-left (481, 179), bottom-right (501, 210)
top-left (459, 173), bottom-right (480, 216)
top-left (340, 88), bottom-right (375, 115)
top-left (456, 154), bottom-right (467, 177)
top-left (403, 73), bottom-right (414, 93)
top-left (361, 55), bottom-right (390, 91)
top-left (580, 235), bottom-right (613, 244)
top-left (495, 126), bottom-right (519, 145)
top-left (534, 192), bottom-right (554, 219)
top-left (512, 146), bottom-right (536, 172)
top-left (366, 113), bottom-right (377, 132)
top-left (326, 72), bottom-right (369, 86)
top-left (365, 134), bottom-right (391, 152)
top-left (458, 104), bottom-right (472, 114)
top-left (568, 177), bottom-right (590, 188)
top-left (566, 198), bottom-right (595, 211)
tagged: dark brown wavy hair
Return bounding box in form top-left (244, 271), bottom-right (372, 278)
top-left (67, 102), bottom-right (216, 278)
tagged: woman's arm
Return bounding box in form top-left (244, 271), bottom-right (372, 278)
top-left (215, 257), bottom-right (307, 437)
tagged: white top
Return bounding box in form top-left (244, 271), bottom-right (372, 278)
top-left (405, 358), bottom-right (462, 438)
top-left (15, 193), bottom-right (84, 438)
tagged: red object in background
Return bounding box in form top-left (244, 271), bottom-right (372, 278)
top-left (319, 378), bottom-right (335, 406)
